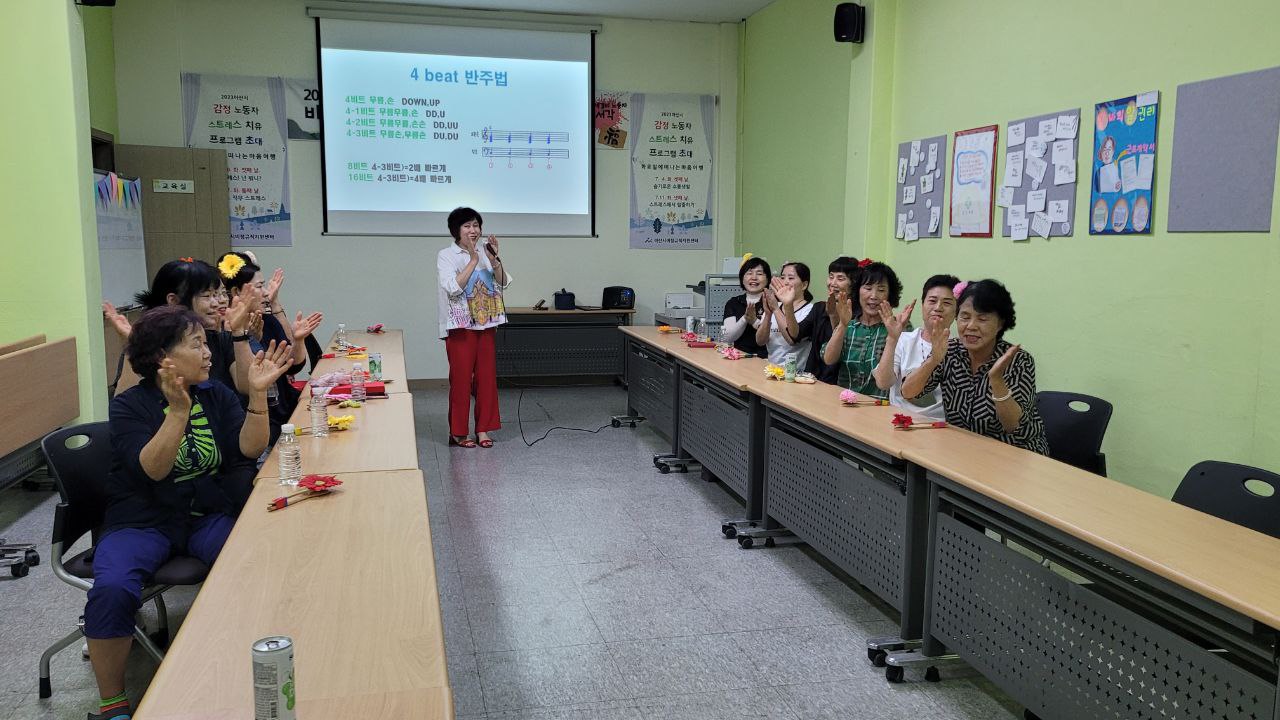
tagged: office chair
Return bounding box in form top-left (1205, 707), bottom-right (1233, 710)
top-left (1036, 391), bottom-right (1113, 476)
top-left (1172, 461), bottom-right (1280, 539)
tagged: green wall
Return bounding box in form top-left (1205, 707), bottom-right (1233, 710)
top-left (0, 1), bottom-right (108, 422)
top-left (741, 0), bottom-right (1280, 497)
top-left (82, 5), bottom-right (118, 137)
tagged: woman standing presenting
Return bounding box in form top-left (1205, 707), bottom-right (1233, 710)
top-left (437, 207), bottom-right (512, 448)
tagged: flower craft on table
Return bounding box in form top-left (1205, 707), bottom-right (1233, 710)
top-left (680, 331), bottom-right (698, 342)
top-left (336, 399), bottom-right (363, 409)
top-left (366, 323), bottom-right (385, 334)
top-left (841, 390), bottom-right (889, 406)
top-left (656, 325), bottom-right (681, 334)
top-left (268, 475), bottom-right (344, 512)
top-left (328, 414), bottom-right (355, 431)
top-left (764, 364), bottom-right (785, 380)
top-left (891, 413), bottom-right (947, 430)
top-left (720, 346), bottom-right (745, 360)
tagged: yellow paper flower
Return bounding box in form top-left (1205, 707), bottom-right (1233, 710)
top-left (217, 254), bottom-right (246, 279)
top-left (764, 364), bottom-right (785, 379)
top-left (337, 399), bottom-right (363, 409)
top-left (327, 414), bottom-right (355, 431)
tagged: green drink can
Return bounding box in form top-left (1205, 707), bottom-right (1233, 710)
top-left (252, 636), bottom-right (295, 720)
top-left (368, 352), bottom-right (383, 381)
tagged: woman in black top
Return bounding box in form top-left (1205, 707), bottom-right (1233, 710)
top-left (902, 279), bottom-right (1049, 454)
top-left (720, 257), bottom-right (771, 358)
top-left (84, 306), bottom-right (292, 719)
top-left (805, 256), bottom-right (860, 383)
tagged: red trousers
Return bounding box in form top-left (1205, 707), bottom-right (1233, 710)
top-left (445, 327), bottom-right (501, 436)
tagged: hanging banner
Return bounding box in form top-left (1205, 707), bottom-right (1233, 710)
top-left (182, 72), bottom-right (292, 247)
top-left (1090, 91), bottom-right (1159, 235)
top-left (285, 78), bottom-right (321, 140)
top-left (629, 93), bottom-right (715, 249)
top-left (94, 171), bottom-right (147, 307)
top-left (594, 90), bottom-right (631, 149)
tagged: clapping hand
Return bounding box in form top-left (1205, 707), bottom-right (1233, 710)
top-left (883, 300), bottom-right (915, 339)
top-left (157, 359), bottom-right (192, 415)
top-left (771, 277), bottom-right (796, 307)
top-left (485, 235), bottom-right (500, 259)
top-left (834, 291), bottom-right (855, 326)
top-left (246, 340), bottom-right (293, 393)
top-left (265, 268), bottom-right (285, 304)
top-left (103, 301), bottom-right (132, 340)
top-left (225, 287), bottom-right (261, 335)
top-left (293, 311), bottom-right (324, 340)
top-left (988, 344), bottom-right (1021, 381)
top-left (925, 316), bottom-right (950, 349)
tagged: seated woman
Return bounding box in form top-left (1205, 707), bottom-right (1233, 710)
top-left (720, 257), bottom-right (771, 358)
top-left (217, 252), bottom-right (323, 444)
top-left (805, 256), bottom-right (858, 384)
top-left (820, 260), bottom-right (905, 397)
top-left (873, 274), bottom-right (960, 421)
top-left (85, 306), bottom-right (292, 719)
top-left (755, 261), bottom-right (816, 367)
top-left (901, 279), bottom-right (1049, 454)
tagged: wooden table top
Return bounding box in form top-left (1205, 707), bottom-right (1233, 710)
top-left (623, 324), bottom-right (1280, 629)
top-left (257, 392), bottom-right (420, 480)
top-left (508, 306), bottom-right (636, 315)
top-left (133, 469), bottom-right (451, 720)
top-left (318, 330), bottom-right (409, 394)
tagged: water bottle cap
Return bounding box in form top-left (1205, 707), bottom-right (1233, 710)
top-left (282, 423), bottom-right (295, 434)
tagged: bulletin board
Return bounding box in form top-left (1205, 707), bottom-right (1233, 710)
top-left (895, 135), bottom-right (947, 241)
top-left (999, 109), bottom-right (1081, 240)
top-left (1090, 91), bottom-right (1159, 235)
top-left (1167, 66), bottom-right (1280, 233)
top-left (949, 125), bottom-right (998, 237)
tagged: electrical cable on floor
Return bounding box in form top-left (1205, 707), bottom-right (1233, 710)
top-left (514, 387), bottom-right (617, 447)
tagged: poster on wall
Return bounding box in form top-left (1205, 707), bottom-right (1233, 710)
top-left (895, 134), bottom-right (947, 241)
top-left (629, 93), bottom-right (715, 250)
top-left (181, 72), bottom-right (292, 247)
top-left (285, 78), bottom-right (321, 140)
top-left (1089, 91), bottom-right (1159, 235)
top-left (94, 171), bottom-right (147, 308)
top-left (594, 90), bottom-right (631, 149)
top-left (1000, 108), bottom-right (1081, 241)
top-left (949, 125), bottom-right (998, 237)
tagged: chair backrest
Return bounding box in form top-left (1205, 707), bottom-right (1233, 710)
top-left (41, 422), bottom-right (113, 548)
top-left (1036, 391), bottom-right (1113, 476)
top-left (1172, 461), bottom-right (1280, 539)
top-left (305, 334), bottom-right (323, 374)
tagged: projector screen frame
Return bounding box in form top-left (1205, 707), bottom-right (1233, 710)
top-left (313, 16), bottom-right (598, 238)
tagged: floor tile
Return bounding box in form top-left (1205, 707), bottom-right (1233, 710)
top-left (606, 633), bottom-right (763, 698)
top-left (476, 644), bottom-right (630, 711)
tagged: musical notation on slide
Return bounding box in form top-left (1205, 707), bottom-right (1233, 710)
top-left (481, 128), bottom-right (571, 144)
top-left (482, 147), bottom-right (570, 159)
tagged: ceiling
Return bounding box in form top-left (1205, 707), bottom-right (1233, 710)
top-left (341, 0), bottom-right (775, 23)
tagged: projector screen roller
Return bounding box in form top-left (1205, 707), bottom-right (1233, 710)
top-left (318, 18), bottom-right (593, 236)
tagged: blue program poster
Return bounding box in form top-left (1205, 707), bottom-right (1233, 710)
top-left (1090, 91), bottom-right (1159, 235)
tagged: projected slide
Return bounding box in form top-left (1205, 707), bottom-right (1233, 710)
top-left (321, 48), bottom-right (589, 233)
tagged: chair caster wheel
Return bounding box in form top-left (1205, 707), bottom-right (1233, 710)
top-left (628, 422), bottom-right (637, 428)
top-left (868, 649), bottom-right (887, 667)
top-left (764, 537), bottom-right (775, 548)
top-left (738, 536), bottom-right (754, 549)
top-left (721, 524), bottom-right (737, 539)
top-left (10, 562), bottom-right (28, 578)
top-left (885, 666), bottom-right (904, 683)
top-left (658, 465), bottom-right (669, 474)
top-left (924, 666), bottom-right (940, 682)
top-left (611, 419), bottom-right (621, 428)
top-left (25, 550), bottom-right (39, 566)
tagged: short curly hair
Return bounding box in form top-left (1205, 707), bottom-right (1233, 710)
top-left (447, 207), bottom-right (483, 241)
top-left (126, 306), bottom-right (205, 381)
top-left (957, 279), bottom-right (1016, 337)
top-left (855, 261), bottom-right (903, 308)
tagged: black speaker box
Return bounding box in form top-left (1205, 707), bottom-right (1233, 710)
top-left (77, 0), bottom-right (118, 6)
top-left (834, 3), bottom-right (866, 43)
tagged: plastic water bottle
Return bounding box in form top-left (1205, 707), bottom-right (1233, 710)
top-left (335, 323), bottom-right (347, 347)
top-left (310, 386), bottom-right (329, 438)
top-left (277, 424), bottom-right (302, 486)
top-left (350, 363), bottom-right (367, 402)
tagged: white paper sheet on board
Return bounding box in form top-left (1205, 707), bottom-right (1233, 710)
top-left (898, 157), bottom-right (907, 184)
top-left (996, 187), bottom-right (1014, 207)
top-left (1054, 161), bottom-right (1077, 185)
top-left (1025, 156), bottom-right (1048, 185)
top-left (905, 222), bottom-right (919, 242)
top-left (1056, 113), bottom-right (1079, 139)
top-left (903, 185), bottom-right (917, 204)
top-left (1052, 140), bottom-right (1074, 165)
top-left (1010, 219), bottom-right (1029, 241)
top-left (1047, 199), bottom-right (1070, 223)
top-left (896, 213), bottom-right (907, 239)
top-left (920, 173), bottom-right (934, 194)
top-left (1026, 189), bottom-right (1047, 213)
top-left (1008, 123), bottom-right (1026, 147)
top-left (927, 143), bottom-right (939, 171)
top-left (1008, 204), bottom-right (1026, 223)
top-left (1098, 162), bottom-right (1121, 193)
top-left (1120, 155), bottom-right (1140, 194)
top-left (1031, 212), bottom-right (1052, 238)
top-left (1038, 119), bottom-right (1057, 141)
top-left (1137, 153), bottom-right (1155, 190)
top-left (929, 205), bottom-right (941, 232)
top-left (1003, 150), bottom-right (1024, 187)
top-left (1027, 136), bottom-right (1047, 158)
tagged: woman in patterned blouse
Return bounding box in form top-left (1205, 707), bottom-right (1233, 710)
top-left (819, 260), bottom-right (906, 398)
top-left (901, 279), bottom-right (1049, 455)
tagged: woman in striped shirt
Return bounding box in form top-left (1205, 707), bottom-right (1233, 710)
top-left (902, 279), bottom-right (1049, 454)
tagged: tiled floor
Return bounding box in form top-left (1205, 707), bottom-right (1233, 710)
top-left (1, 385), bottom-right (1022, 719)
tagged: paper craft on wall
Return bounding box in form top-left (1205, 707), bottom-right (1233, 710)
top-left (1090, 91), bottom-right (1159, 235)
top-left (895, 134), bottom-right (947, 240)
top-left (950, 125), bottom-right (997, 237)
top-left (1167, 66), bottom-right (1280, 232)
top-left (1000, 108), bottom-right (1080, 240)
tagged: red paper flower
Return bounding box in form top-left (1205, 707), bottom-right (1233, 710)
top-left (891, 413), bottom-right (914, 428)
top-left (298, 474), bottom-right (343, 492)
top-left (366, 323), bottom-right (385, 333)
top-left (269, 497), bottom-right (288, 511)
top-left (681, 331), bottom-right (698, 341)
top-left (857, 257), bottom-right (874, 268)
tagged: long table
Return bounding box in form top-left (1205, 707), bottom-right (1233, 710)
top-left (313, 329), bottom-right (409, 394)
top-left (621, 325), bottom-right (1280, 719)
top-left (135, 331), bottom-right (450, 719)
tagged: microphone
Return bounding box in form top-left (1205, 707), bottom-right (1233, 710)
top-left (484, 241), bottom-right (501, 264)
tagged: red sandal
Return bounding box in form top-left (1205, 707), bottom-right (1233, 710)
top-left (449, 436), bottom-right (477, 448)
top-left (478, 438), bottom-right (494, 449)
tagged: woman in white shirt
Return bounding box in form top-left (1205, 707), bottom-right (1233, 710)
top-left (436, 207), bottom-right (512, 448)
top-left (756, 262), bottom-right (816, 367)
top-left (873, 274), bottom-right (959, 421)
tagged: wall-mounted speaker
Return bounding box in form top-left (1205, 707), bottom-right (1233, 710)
top-left (834, 3), bottom-right (865, 43)
top-left (77, 0), bottom-right (118, 6)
